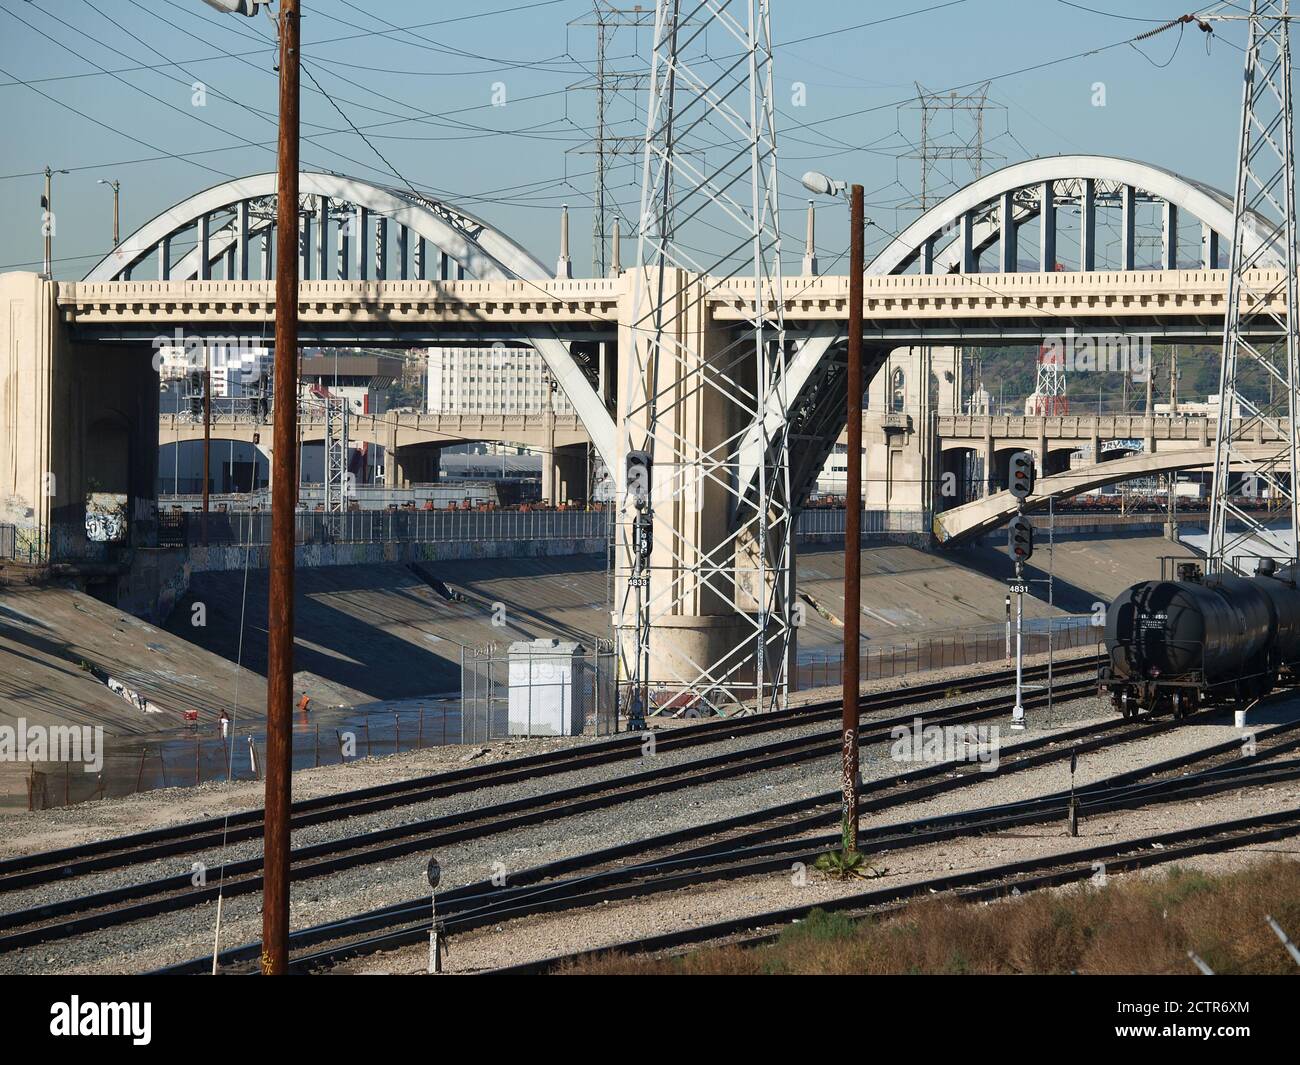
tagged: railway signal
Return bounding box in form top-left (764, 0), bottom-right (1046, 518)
top-left (426, 855), bottom-right (443, 974)
top-left (625, 449), bottom-right (652, 510)
top-left (1008, 514), bottom-right (1034, 562)
top-left (1005, 459), bottom-right (1035, 731)
top-left (1008, 450), bottom-right (1035, 500)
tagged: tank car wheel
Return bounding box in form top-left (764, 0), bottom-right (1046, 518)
top-left (1172, 692), bottom-right (1186, 719)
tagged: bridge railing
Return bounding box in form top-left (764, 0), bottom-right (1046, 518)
top-left (797, 508), bottom-right (928, 541)
top-left (154, 506), bottom-right (930, 549)
top-left (157, 507), bottom-right (612, 548)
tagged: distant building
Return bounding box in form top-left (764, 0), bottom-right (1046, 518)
top-left (155, 344), bottom-right (270, 398)
top-left (1153, 395), bottom-right (1238, 418)
top-left (298, 351), bottom-right (403, 415)
top-left (424, 345), bottom-right (575, 416)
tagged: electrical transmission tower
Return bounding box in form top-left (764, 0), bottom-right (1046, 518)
top-left (1026, 342), bottom-right (1069, 416)
top-left (619, 0), bottom-right (791, 717)
top-left (1207, 0), bottom-right (1300, 574)
top-left (567, 4), bottom-right (658, 277)
top-left (319, 390), bottom-right (349, 516)
top-left (903, 82), bottom-right (1003, 213)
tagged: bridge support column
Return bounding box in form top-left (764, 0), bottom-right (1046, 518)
top-left (391, 445), bottom-right (440, 489)
top-left (553, 444), bottom-right (587, 505)
top-left (541, 407), bottom-right (557, 505)
top-left (1, 272), bottom-right (160, 562)
top-left (613, 268), bottom-right (789, 705)
top-left (384, 412), bottom-right (403, 488)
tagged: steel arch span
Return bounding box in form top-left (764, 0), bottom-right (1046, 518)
top-left (775, 154), bottom-right (1277, 509)
top-left (83, 171), bottom-right (616, 465)
top-left (867, 153), bottom-right (1282, 277)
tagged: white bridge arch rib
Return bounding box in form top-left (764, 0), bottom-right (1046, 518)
top-left (868, 153), bottom-right (1281, 276)
top-left (82, 171), bottom-right (616, 466)
top-left (756, 155), bottom-right (1282, 509)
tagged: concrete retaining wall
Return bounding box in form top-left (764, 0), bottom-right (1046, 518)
top-left (186, 536), bottom-right (609, 574)
top-left (110, 548), bottom-right (192, 625)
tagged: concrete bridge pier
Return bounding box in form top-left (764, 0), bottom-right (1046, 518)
top-left (390, 444), bottom-right (441, 489)
top-left (1, 273), bottom-right (159, 560)
top-left (613, 267), bottom-right (789, 707)
top-left (548, 443), bottom-right (588, 505)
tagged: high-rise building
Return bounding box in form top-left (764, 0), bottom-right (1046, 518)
top-left (424, 345), bottom-right (575, 416)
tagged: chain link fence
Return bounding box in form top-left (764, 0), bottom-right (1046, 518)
top-left (157, 506), bottom-right (610, 547)
top-left (796, 614), bottom-right (1103, 689)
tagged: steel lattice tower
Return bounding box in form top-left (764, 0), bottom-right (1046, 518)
top-left (322, 392), bottom-right (349, 515)
top-left (620, 0), bottom-right (792, 716)
top-left (903, 82), bottom-right (1003, 214)
top-left (1027, 342), bottom-right (1068, 416)
top-left (567, 3), bottom-right (657, 277)
top-left (1208, 0), bottom-right (1300, 574)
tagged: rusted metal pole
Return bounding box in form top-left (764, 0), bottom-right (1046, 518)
top-left (842, 183), bottom-right (864, 854)
top-left (262, 0), bottom-right (300, 978)
top-left (202, 344), bottom-right (210, 546)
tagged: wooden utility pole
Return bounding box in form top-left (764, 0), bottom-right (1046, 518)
top-left (202, 343), bottom-right (211, 546)
top-left (842, 183), bottom-right (864, 853)
top-left (263, 0), bottom-right (300, 976)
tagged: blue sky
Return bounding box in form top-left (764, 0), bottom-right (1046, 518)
top-left (0, 0), bottom-right (1256, 279)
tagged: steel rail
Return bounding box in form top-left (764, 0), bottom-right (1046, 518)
top-left (0, 655), bottom-right (1100, 892)
top-left (0, 680), bottom-right (1096, 953)
top-left (487, 807), bottom-right (1300, 975)
top-left (156, 689), bottom-right (1300, 973)
top-left (271, 758), bottom-right (1300, 975)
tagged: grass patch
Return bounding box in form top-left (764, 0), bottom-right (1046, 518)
top-left (557, 857), bottom-right (1300, 975)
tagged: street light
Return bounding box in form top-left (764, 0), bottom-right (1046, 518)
top-left (804, 170), bottom-right (866, 856)
top-left (97, 179), bottom-right (121, 248)
top-left (800, 170), bottom-right (847, 199)
top-left (201, 0), bottom-right (267, 13)
top-left (41, 166), bottom-right (69, 277)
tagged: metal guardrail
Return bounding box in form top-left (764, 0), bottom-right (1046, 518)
top-left (156, 506), bottom-right (932, 548)
top-left (157, 507), bottom-right (611, 548)
top-left (12, 507), bottom-right (1211, 562)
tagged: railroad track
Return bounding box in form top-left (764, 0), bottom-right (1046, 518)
top-left (270, 739), bottom-right (1300, 975)
top-left (155, 689), bottom-right (1300, 973)
top-left (488, 806), bottom-right (1300, 975)
top-left (0, 676), bottom-right (1098, 953)
top-left (0, 655), bottom-right (1098, 897)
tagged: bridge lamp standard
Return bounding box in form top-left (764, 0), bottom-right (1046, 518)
top-left (41, 167), bottom-right (69, 278)
top-left (202, 0), bottom-right (297, 977)
top-left (803, 170), bottom-right (867, 856)
top-left (96, 179), bottom-right (121, 248)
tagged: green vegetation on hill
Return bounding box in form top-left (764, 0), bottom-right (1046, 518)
top-left (966, 342), bottom-right (1233, 414)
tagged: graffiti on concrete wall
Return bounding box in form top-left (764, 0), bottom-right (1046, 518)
top-left (85, 493), bottom-right (128, 543)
